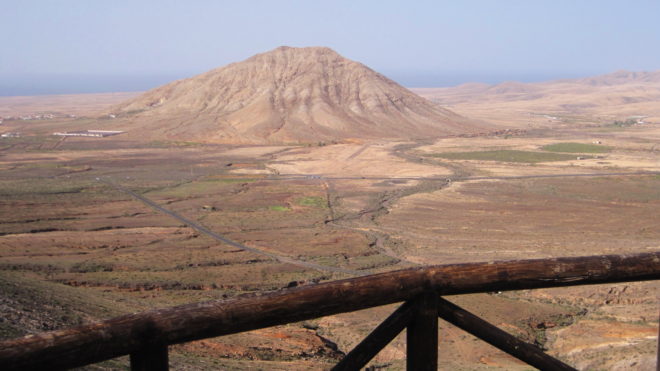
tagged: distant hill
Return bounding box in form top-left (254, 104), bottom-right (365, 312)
top-left (110, 46), bottom-right (485, 143)
top-left (413, 69), bottom-right (660, 127)
top-left (573, 70), bottom-right (660, 86)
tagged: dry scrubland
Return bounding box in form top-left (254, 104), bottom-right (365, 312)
top-left (1, 118), bottom-right (658, 370)
top-left (0, 92), bottom-right (139, 118)
top-left (1, 66), bottom-right (659, 370)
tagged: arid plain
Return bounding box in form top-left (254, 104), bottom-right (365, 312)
top-left (1, 48), bottom-right (659, 370)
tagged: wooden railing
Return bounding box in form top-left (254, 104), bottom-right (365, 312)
top-left (1, 252), bottom-right (659, 370)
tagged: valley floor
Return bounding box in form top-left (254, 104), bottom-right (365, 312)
top-left (0, 118), bottom-right (659, 370)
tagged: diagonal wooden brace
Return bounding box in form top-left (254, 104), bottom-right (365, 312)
top-left (437, 297), bottom-right (576, 371)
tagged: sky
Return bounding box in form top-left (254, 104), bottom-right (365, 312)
top-left (2, 0), bottom-right (660, 95)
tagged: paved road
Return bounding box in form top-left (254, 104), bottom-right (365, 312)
top-left (97, 178), bottom-right (367, 277)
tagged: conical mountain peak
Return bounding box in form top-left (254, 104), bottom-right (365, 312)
top-left (112, 46), bottom-right (484, 143)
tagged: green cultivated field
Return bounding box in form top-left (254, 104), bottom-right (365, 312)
top-left (426, 150), bottom-right (578, 163)
top-left (541, 142), bottom-right (612, 153)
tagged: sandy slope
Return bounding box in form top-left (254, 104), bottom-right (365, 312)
top-left (109, 46), bottom-right (484, 143)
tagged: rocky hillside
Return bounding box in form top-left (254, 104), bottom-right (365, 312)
top-left (111, 46), bottom-right (484, 143)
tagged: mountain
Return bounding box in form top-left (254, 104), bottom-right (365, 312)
top-left (111, 46), bottom-right (484, 143)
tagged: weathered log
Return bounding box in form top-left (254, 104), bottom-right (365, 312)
top-left (437, 297), bottom-right (576, 370)
top-left (0, 252), bottom-right (659, 370)
top-left (407, 292), bottom-right (438, 371)
top-left (332, 300), bottom-right (414, 370)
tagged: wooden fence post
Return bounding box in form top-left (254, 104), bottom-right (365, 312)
top-left (407, 292), bottom-right (438, 370)
top-left (129, 345), bottom-right (168, 371)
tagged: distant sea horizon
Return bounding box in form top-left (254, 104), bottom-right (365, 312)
top-left (0, 70), bottom-right (600, 97)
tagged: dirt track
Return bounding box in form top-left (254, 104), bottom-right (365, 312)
top-left (98, 177), bottom-right (367, 277)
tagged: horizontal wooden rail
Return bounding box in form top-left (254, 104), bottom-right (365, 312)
top-left (0, 252), bottom-right (659, 370)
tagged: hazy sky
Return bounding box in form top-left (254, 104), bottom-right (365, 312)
top-left (2, 1), bottom-right (660, 95)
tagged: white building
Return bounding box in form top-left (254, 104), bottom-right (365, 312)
top-left (53, 130), bottom-right (124, 138)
